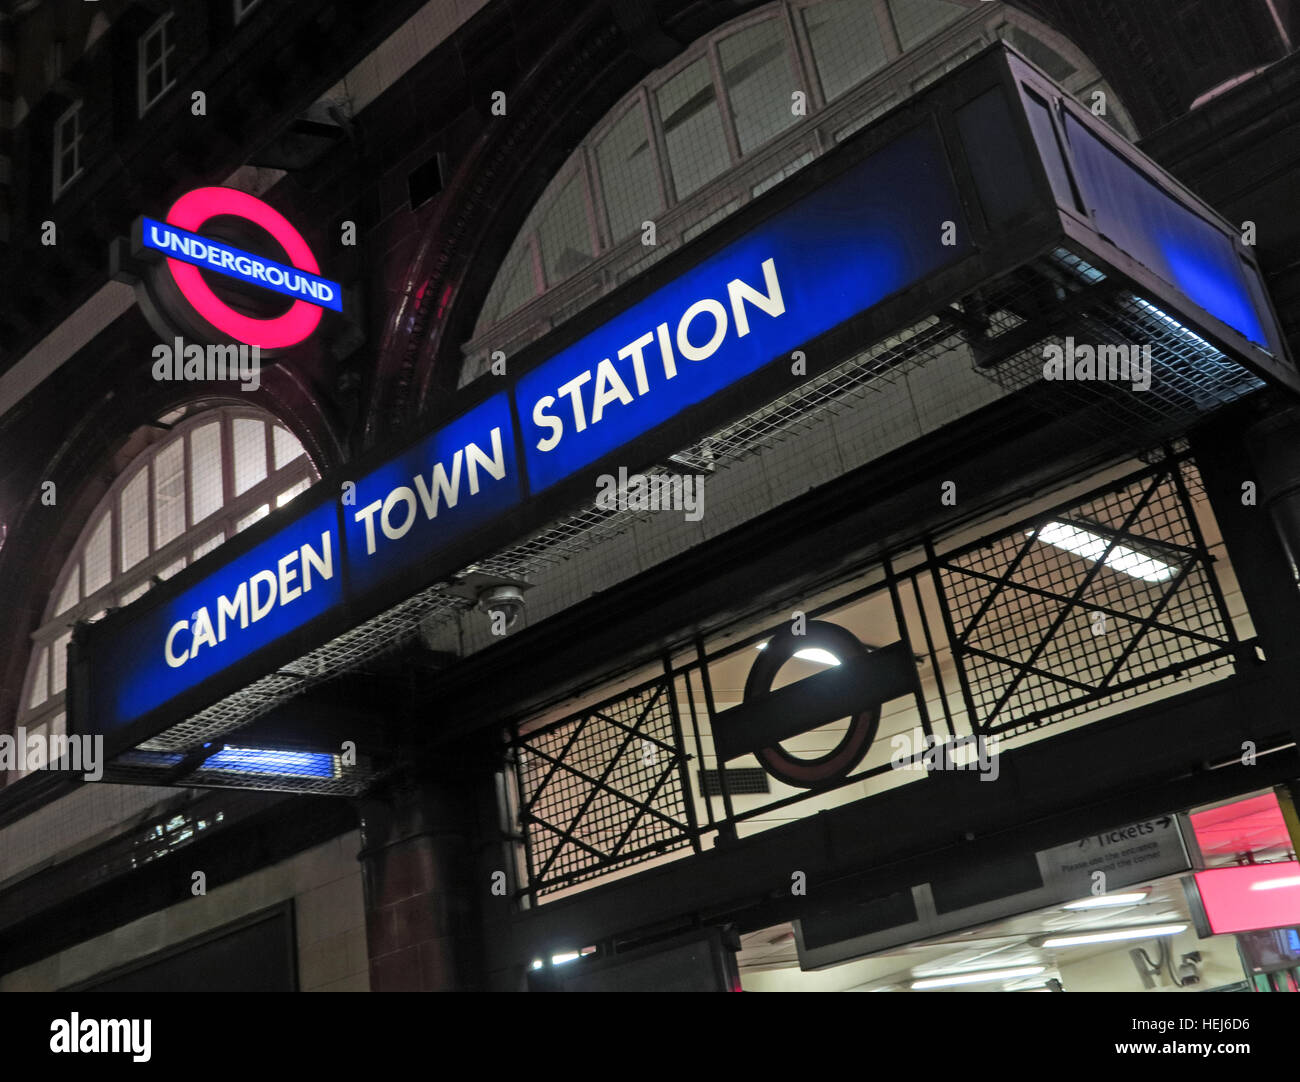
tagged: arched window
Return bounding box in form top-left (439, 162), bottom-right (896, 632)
top-left (464, 0), bottom-right (1133, 379)
top-left (10, 406), bottom-right (317, 781)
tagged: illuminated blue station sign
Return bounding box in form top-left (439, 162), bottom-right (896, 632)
top-left (75, 46), bottom-right (1294, 758)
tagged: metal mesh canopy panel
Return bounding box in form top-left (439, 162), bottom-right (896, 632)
top-left (970, 248), bottom-right (1264, 434)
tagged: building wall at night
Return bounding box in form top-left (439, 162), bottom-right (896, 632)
top-left (0, 830), bottom-right (366, 992)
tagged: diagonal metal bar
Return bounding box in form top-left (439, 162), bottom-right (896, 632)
top-left (527, 686), bottom-right (680, 883)
top-left (979, 470), bottom-right (1165, 727)
top-left (983, 647), bottom-right (1237, 735)
top-left (943, 559), bottom-right (1229, 651)
top-left (926, 537), bottom-right (982, 734)
top-left (1095, 558), bottom-right (1200, 691)
top-left (949, 528), bottom-right (1039, 646)
top-left (518, 737), bottom-right (690, 842)
top-left (519, 713), bottom-right (590, 814)
top-left (518, 815), bottom-right (613, 867)
top-left (607, 755), bottom-right (683, 861)
top-left (958, 645), bottom-right (1101, 696)
top-left (1169, 458), bottom-right (1241, 651)
top-left (1055, 515), bottom-right (1200, 560)
top-left (587, 702), bottom-right (679, 756)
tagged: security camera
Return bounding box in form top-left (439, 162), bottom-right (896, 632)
top-left (477, 583), bottom-right (526, 629)
top-left (1177, 952), bottom-right (1202, 986)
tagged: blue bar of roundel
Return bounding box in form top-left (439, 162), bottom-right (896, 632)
top-left (141, 218), bottom-right (344, 312)
top-left (342, 393), bottom-right (521, 596)
top-left (89, 501), bottom-right (344, 735)
top-left (515, 125), bottom-right (971, 492)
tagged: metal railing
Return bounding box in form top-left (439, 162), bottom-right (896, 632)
top-left (506, 452), bottom-right (1242, 902)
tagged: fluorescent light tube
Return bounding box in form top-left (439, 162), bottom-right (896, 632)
top-left (1041, 924), bottom-right (1186, 948)
top-left (1062, 892), bottom-right (1149, 910)
top-left (1033, 521), bottom-right (1176, 583)
top-left (911, 965), bottom-right (1045, 990)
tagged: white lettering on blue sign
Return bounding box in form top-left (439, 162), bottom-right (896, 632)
top-left (163, 530), bottom-right (334, 668)
top-left (528, 257), bottom-right (785, 454)
top-left (352, 426), bottom-right (508, 556)
top-left (142, 219), bottom-right (343, 312)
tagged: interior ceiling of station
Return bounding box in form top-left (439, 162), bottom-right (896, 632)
top-left (738, 875), bottom-right (1196, 991)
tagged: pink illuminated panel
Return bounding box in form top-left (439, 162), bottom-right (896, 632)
top-left (1194, 861), bottom-right (1300, 934)
top-left (1189, 793), bottom-right (1293, 865)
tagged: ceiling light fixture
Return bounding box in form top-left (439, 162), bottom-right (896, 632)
top-left (1032, 521), bottom-right (1176, 583)
top-left (910, 965), bottom-right (1045, 990)
top-left (1040, 924), bottom-right (1186, 948)
top-left (1062, 892), bottom-right (1150, 910)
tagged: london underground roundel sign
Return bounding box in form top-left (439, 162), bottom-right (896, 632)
top-left (126, 187), bottom-right (341, 351)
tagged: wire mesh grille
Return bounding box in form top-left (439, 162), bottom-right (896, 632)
top-left (935, 460), bottom-right (1236, 736)
top-left (970, 248), bottom-right (1266, 441)
top-left (512, 678), bottom-right (693, 896)
top-left (473, 312), bottom-right (958, 582)
top-left (114, 588), bottom-right (476, 795)
top-left (504, 454), bottom-right (1241, 901)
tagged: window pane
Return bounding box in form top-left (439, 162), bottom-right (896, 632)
top-left (27, 649), bottom-right (48, 710)
top-left (120, 469), bottom-right (150, 571)
top-left (232, 418), bottom-right (267, 496)
top-left (157, 557), bottom-right (185, 581)
top-left (192, 533), bottom-right (226, 561)
top-left (594, 104), bottom-right (663, 244)
top-left (153, 438), bottom-right (186, 548)
top-left (803, 0), bottom-right (890, 103)
top-left (276, 478), bottom-right (310, 507)
top-left (889, 0), bottom-right (967, 52)
top-left (535, 172), bottom-right (595, 289)
top-left (145, 32), bottom-right (162, 66)
top-left (51, 631), bottom-right (70, 696)
top-left (719, 19), bottom-right (798, 156)
top-left (190, 421), bottom-right (224, 521)
top-left (657, 58), bottom-right (730, 200)
top-left (236, 505), bottom-right (270, 532)
top-left (272, 425), bottom-right (306, 470)
top-left (55, 564), bottom-right (80, 615)
top-left (83, 512), bottom-right (112, 595)
top-left (23, 721), bottom-right (48, 772)
top-left (479, 241), bottom-right (538, 325)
